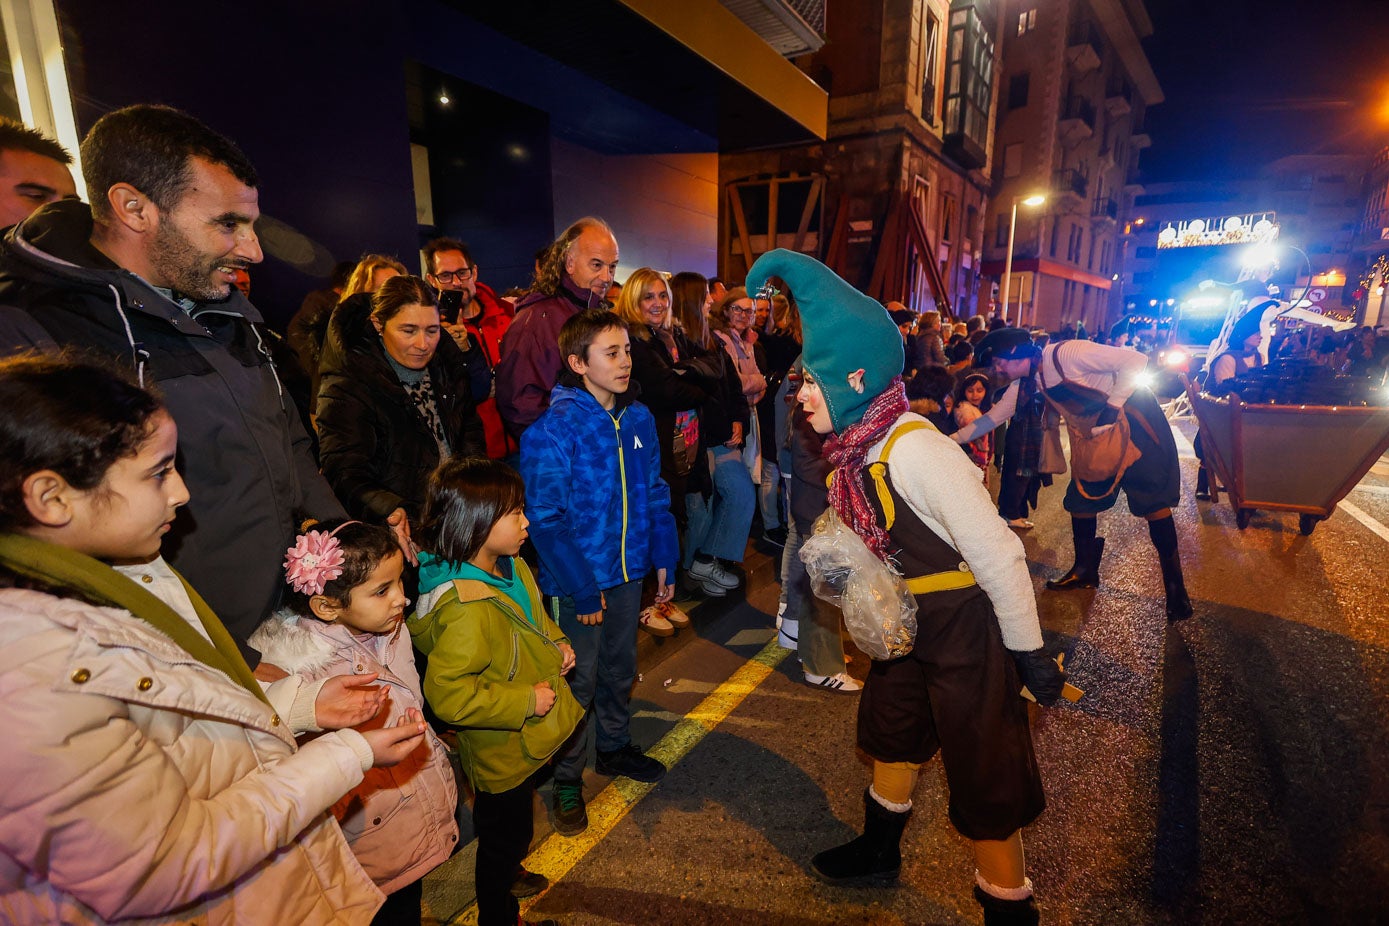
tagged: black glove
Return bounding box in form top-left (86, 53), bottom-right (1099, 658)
top-left (1012, 648), bottom-right (1066, 706)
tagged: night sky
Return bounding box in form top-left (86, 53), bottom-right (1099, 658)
top-left (1140, 0), bottom-right (1389, 182)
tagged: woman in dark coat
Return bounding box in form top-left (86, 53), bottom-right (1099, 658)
top-left (669, 272), bottom-right (754, 598)
top-left (316, 275), bottom-right (485, 531)
top-left (617, 268), bottom-right (719, 526)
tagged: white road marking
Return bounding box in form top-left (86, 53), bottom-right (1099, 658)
top-left (1336, 498), bottom-right (1389, 545)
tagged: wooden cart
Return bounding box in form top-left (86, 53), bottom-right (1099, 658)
top-left (1187, 382), bottom-right (1389, 534)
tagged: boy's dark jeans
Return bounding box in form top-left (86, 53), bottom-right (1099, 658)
top-left (474, 782), bottom-right (535, 926)
top-left (551, 579), bottom-right (644, 782)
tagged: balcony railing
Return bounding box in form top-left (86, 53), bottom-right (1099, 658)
top-left (1053, 169), bottom-right (1088, 199)
top-left (1092, 197), bottom-right (1118, 221)
top-left (1068, 21), bottom-right (1103, 52)
top-left (1061, 97), bottom-right (1096, 130)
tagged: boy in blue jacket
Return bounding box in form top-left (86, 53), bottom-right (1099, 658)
top-left (520, 309), bottom-right (679, 836)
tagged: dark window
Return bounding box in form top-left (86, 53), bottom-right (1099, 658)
top-left (921, 11), bottom-right (941, 124)
top-left (1008, 73), bottom-right (1030, 110)
top-left (943, 1), bottom-right (996, 166)
top-left (1136, 246), bottom-right (1157, 259)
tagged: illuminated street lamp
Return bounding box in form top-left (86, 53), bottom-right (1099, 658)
top-left (1000, 193), bottom-right (1046, 324)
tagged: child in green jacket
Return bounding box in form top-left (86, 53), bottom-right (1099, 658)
top-left (411, 457), bottom-right (581, 926)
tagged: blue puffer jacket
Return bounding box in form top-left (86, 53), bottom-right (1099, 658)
top-left (520, 382), bottom-right (678, 612)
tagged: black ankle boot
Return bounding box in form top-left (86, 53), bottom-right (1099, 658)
top-left (1195, 466), bottom-right (1211, 501)
top-left (974, 885), bottom-right (1040, 925)
top-left (1148, 516), bottom-right (1193, 621)
top-left (811, 789), bottom-right (910, 884)
top-left (1046, 517), bottom-right (1102, 590)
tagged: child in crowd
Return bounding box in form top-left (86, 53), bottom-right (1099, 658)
top-left (411, 456), bottom-right (581, 926)
top-left (954, 371), bottom-right (995, 487)
top-left (251, 519), bottom-right (459, 926)
top-left (519, 309), bottom-right (679, 836)
top-left (0, 355), bottom-right (427, 924)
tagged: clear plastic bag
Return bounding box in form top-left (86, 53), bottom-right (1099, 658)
top-left (799, 508), bottom-right (918, 661)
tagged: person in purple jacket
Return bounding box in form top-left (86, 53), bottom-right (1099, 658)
top-left (495, 217), bottom-right (618, 442)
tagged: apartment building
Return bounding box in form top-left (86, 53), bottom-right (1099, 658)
top-left (980, 0), bottom-right (1162, 332)
top-left (719, 0), bottom-right (1000, 318)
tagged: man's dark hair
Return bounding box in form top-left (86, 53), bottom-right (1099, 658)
top-left (418, 456), bottom-right (526, 565)
top-left (422, 237), bottom-right (473, 274)
top-left (560, 308), bottom-right (627, 368)
top-left (329, 260), bottom-right (356, 290)
top-left (80, 104), bottom-right (259, 221)
top-left (0, 117), bottom-right (71, 165)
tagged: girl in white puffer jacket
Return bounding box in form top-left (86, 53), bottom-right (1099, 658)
top-left (0, 356), bottom-right (427, 925)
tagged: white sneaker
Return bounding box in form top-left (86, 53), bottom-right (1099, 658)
top-left (804, 671), bottom-right (862, 692)
top-left (776, 612), bottom-right (799, 650)
top-left (657, 601), bottom-right (690, 628)
top-left (638, 606), bottom-right (674, 637)
top-left (689, 556), bottom-right (739, 589)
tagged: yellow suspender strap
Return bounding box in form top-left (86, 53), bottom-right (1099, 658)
top-left (868, 420), bottom-right (933, 530)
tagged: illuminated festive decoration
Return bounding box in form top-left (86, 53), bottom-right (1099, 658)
top-left (1156, 211), bottom-right (1280, 250)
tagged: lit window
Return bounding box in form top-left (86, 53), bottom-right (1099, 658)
top-left (1017, 9), bottom-right (1037, 35)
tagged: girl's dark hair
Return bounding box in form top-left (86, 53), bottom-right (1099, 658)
top-left (418, 457), bottom-right (526, 565)
top-left (0, 354), bottom-right (164, 532)
top-left (904, 364), bottom-right (955, 405)
top-left (371, 274), bottom-right (438, 323)
top-left (954, 371), bottom-right (993, 412)
top-left (670, 271), bottom-right (710, 349)
top-left (282, 519), bottom-right (401, 616)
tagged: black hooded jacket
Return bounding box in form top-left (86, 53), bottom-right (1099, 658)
top-left (315, 295), bottom-right (485, 522)
top-left (0, 200), bottom-right (344, 654)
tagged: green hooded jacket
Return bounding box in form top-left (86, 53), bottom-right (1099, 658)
top-left (410, 557), bottom-right (582, 793)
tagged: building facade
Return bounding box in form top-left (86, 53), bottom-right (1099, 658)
top-left (980, 0), bottom-right (1162, 333)
top-left (718, 0), bottom-right (1001, 318)
top-left (3, 0), bottom-right (827, 326)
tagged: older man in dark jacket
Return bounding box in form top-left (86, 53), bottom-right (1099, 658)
top-left (495, 217), bottom-right (616, 440)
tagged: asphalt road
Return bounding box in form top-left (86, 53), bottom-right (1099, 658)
top-left (423, 419), bottom-right (1389, 926)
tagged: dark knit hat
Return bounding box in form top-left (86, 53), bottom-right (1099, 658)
top-left (975, 327), bottom-right (1040, 366)
top-left (746, 249), bottom-right (902, 431)
top-left (1228, 309), bottom-right (1264, 350)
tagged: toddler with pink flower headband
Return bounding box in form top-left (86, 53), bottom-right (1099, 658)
top-left (250, 519), bottom-right (459, 923)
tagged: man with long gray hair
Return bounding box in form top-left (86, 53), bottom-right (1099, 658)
top-left (495, 217), bottom-right (617, 439)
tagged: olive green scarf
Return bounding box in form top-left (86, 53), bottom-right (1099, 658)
top-left (0, 533), bottom-right (269, 705)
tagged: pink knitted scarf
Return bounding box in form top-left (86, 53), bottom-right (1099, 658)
top-left (823, 379), bottom-right (908, 562)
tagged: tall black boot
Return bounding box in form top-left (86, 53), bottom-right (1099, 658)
top-left (1195, 466), bottom-right (1211, 501)
top-left (1046, 517), bottom-right (1103, 590)
top-left (974, 886), bottom-right (1041, 925)
top-left (1148, 515), bottom-right (1193, 621)
top-left (811, 789), bottom-right (910, 885)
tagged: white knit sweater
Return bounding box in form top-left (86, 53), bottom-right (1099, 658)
top-left (869, 413), bottom-right (1044, 652)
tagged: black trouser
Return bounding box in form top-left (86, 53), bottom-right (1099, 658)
top-left (474, 782), bottom-right (536, 926)
top-left (370, 878), bottom-right (423, 926)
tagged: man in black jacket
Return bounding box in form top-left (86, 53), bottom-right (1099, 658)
top-left (0, 104), bottom-right (349, 660)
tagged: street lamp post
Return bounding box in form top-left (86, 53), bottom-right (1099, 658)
top-left (1000, 194), bottom-right (1046, 325)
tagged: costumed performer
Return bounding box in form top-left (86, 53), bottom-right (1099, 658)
top-left (747, 249), bottom-right (1065, 926)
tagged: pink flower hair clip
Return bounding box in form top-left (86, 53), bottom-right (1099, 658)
top-left (284, 521), bottom-right (359, 596)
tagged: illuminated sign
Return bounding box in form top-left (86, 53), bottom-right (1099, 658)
top-left (1156, 212), bottom-right (1279, 249)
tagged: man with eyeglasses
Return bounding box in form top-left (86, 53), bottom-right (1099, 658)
top-left (423, 237), bottom-right (515, 459)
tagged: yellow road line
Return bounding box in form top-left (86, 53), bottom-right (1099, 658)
top-left (447, 638), bottom-right (792, 925)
